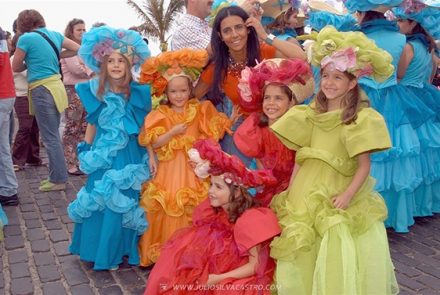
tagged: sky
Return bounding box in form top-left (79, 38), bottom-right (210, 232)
top-left (0, 0), bottom-right (177, 55)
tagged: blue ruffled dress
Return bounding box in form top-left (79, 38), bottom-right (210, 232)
top-left (358, 20), bottom-right (432, 232)
top-left (0, 204), bottom-right (8, 241)
top-left (400, 36), bottom-right (440, 216)
top-left (68, 79), bottom-right (152, 270)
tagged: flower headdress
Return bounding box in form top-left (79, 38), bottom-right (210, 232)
top-left (238, 58), bottom-right (314, 112)
top-left (188, 139), bottom-right (277, 188)
top-left (342, 0), bottom-right (404, 13)
top-left (79, 26), bottom-right (150, 73)
top-left (298, 26), bottom-right (394, 81)
top-left (392, 3), bottom-right (440, 39)
top-left (139, 49), bottom-right (209, 97)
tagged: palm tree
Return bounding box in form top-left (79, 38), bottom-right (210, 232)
top-left (127, 0), bottom-right (185, 52)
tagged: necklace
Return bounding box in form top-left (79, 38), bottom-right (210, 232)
top-left (227, 56), bottom-right (247, 78)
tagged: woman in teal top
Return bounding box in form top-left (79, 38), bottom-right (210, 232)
top-left (344, 0), bottom-right (434, 232)
top-left (393, 5), bottom-right (440, 218)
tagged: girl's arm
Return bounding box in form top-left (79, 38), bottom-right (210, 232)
top-left (397, 43), bottom-right (414, 81)
top-left (244, 17), bottom-right (306, 61)
top-left (147, 145), bottom-right (157, 176)
top-left (207, 246), bottom-right (260, 286)
top-left (151, 123), bottom-right (187, 149)
top-left (332, 152), bottom-right (370, 209)
top-left (289, 163), bottom-right (300, 185)
top-left (84, 123), bottom-right (96, 144)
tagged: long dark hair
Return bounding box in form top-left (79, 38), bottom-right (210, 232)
top-left (314, 71), bottom-right (369, 125)
top-left (409, 21), bottom-right (436, 53)
top-left (97, 54), bottom-right (132, 99)
top-left (258, 82), bottom-right (295, 127)
top-left (358, 10), bottom-right (385, 24)
top-left (210, 6), bottom-right (261, 105)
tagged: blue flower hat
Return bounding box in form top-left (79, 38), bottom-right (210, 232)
top-left (392, 3), bottom-right (440, 39)
top-left (79, 25), bottom-right (150, 73)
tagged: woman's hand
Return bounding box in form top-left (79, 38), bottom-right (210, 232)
top-left (245, 16), bottom-right (267, 41)
top-left (332, 192), bottom-right (353, 210)
top-left (231, 105), bottom-right (242, 126)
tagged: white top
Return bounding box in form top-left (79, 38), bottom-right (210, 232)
top-left (10, 56), bottom-right (28, 97)
top-left (170, 14), bottom-right (212, 51)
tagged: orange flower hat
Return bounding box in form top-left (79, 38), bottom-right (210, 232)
top-left (140, 49), bottom-right (209, 97)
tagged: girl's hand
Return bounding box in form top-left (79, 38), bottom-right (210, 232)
top-left (206, 274), bottom-right (223, 286)
top-left (170, 123), bottom-right (187, 136)
top-left (245, 16), bottom-right (267, 41)
top-left (332, 192), bottom-right (353, 210)
top-left (231, 105), bottom-right (242, 126)
top-left (149, 157), bottom-right (157, 177)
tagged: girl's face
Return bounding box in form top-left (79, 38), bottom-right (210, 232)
top-left (397, 19), bottom-right (416, 35)
top-left (286, 9), bottom-right (299, 28)
top-left (208, 175), bottom-right (232, 211)
top-left (219, 15), bottom-right (248, 53)
top-left (320, 67), bottom-right (357, 103)
top-left (166, 76), bottom-right (191, 112)
top-left (107, 52), bottom-right (128, 80)
top-left (263, 84), bottom-right (293, 125)
top-left (72, 23), bottom-right (86, 42)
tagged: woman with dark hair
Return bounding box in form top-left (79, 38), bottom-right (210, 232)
top-left (61, 18), bottom-right (93, 176)
top-left (393, 4), bottom-right (440, 220)
top-left (344, 0), bottom-right (435, 232)
top-left (12, 9), bottom-right (79, 191)
top-left (194, 5), bottom-right (306, 165)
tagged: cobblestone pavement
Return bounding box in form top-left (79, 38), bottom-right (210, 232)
top-left (1, 164), bottom-right (439, 295)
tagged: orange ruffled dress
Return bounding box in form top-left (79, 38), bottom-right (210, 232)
top-left (138, 99), bottom-right (231, 266)
top-left (144, 200), bottom-right (281, 295)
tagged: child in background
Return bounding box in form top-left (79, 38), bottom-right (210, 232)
top-left (270, 27), bottom-right (399, 295)
top-left (67, 26), bottom-right (152, 270)
top-left (234, 58), bottom-right (314, 206)
top-left (138, 49), bottom-right (233, 267)
top-left (144, 139), bottom-right (280, 294)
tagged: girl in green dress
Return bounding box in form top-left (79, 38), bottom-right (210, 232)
top-left (269, 27), bottom-right (399, 295)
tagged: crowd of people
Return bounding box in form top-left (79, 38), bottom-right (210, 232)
top-left (1, 0), bottom-right (439, 294)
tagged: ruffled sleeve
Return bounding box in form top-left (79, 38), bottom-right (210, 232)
top-left (123, 82), bottom-right (152, 135)
top-left (234, 208), bottom-right (281, 254)
top-left (138, 108), bottom-right (167, 147)
top-left (75, 81), bottom-right (103, 124)
top-left (270, 105), bottom-right (312, 151)
top-left (198, 100), bottom-right (232, 140)
top-left (341, 107), bottom-right (392, 158)
top-left (233, 112), bottom-right (264, 158)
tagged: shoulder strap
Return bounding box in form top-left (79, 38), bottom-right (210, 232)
top-left (33, 30), bottom-right (63, 79)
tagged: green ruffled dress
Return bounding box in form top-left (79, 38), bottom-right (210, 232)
top-left (269, 104), bottom-right (399, 295)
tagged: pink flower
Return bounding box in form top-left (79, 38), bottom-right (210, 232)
top-left (238, 67), bottom-right (253, 102)
top-left (321, 47), bottom-right (357, 72)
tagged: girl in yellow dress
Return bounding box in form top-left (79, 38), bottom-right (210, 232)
top-left (269, 27), bottom-right (399, 295)
top-left (138, 49), bottom-right (233, 267)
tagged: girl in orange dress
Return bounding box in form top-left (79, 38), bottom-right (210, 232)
top-left (138, 49), bottom-right (233, 267)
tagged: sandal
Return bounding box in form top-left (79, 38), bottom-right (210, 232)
top-left (68, 169), bottom-right (84, 176)
top-left (13, 164), bottom-right (24, 172)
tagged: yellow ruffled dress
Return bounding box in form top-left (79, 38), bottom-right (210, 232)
top-left (269, 104), bottom-right (399, 295)
top-left (138, 99), bottom-right (231, 266)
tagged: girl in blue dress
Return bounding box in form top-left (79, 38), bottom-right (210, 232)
top-left (67, 26), bottom-right (152, 270)
top-left (344, 0), bottom-right (433, 232)
top-left (393, 3), bottom-right (440, 217)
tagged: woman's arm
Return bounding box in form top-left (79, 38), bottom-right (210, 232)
top-left (245, 17), bottom-right (306, 61)
top-left (332, 152), bottom-right (370, 209)
top-left (151, 123), bottom-right (187, 149)
top-left (84, 124), bottom-right (96, 144)
top-left (207, 246), bottom-right (260, 286)
top-left (397, 43), bottom-right (414, 81)
top-left (12, 48), bottom-right (27, 72)
top-left (194, 78), bottom-right (211, 100)
top-left (60, 37), bottom-right (80, 58)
